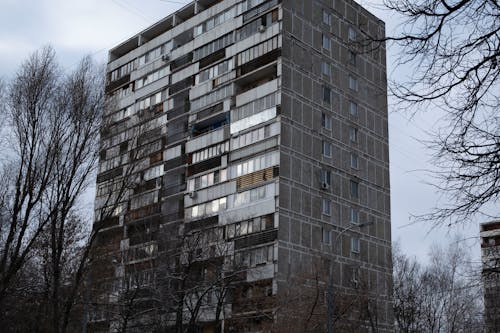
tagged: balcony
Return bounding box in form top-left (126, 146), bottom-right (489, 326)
top-left (187, 126), bottom-right (230, 154)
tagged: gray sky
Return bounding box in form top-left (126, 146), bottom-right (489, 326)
top-left (0, 0), bottom-right (486, 264)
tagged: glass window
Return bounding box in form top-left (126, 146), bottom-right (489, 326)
top-left (322, 141), bottom-right (332, 157)
top-left (253, 218), bottom-right (261, 232)
top-left (323, 85), bottom-right (331, 103)
top-left (322, 34), bottom-right (331, 50)
top-left (351, 153), bottom-right (358, 169)
top-left (322, 228), bottom-right (331, 244)
top-left (348, 27), bottom-right (357, 42)
top-left (321, 169), bottom-right (331, 186)
top-left (241, 221), bottom-right (248, 235)
top-left (322, 198), bottom-right (331, 216)
top-left (322, 113), bottom-right (332, 130)
top-left (349, 75), bottom-right (358, 91)
top-left (268, 245), bottom-right (274, 261)
top-left (322, 61), bottom-right (331, 76)
top-left (350, 180), bottom-right (359, 199)
top-left (350, 207), bottom-right (359, 224)
top-left (351, 237), bottom-right (360, 253)
top-left (349, 101), bottom-right (358, 117)
top-left (348, 50), bottom-right (357, 65)
top-left (349, 127), bottom-right (358, 143)
top-left (227, 224), bottom-right (235, 238)
top-left (323, 10), bottom-right (331, 26)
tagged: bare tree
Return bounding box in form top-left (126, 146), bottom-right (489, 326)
top-left (392, 240), bottom-right (484, 333)
top-left (0, 46), bottom-right (106, 333)
top-left (370, 0), bottom-right (500, 225)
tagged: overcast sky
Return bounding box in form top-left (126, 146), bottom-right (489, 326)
top-left (0, 0), bottom-right (486, 264)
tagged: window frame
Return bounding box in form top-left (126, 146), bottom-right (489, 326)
top-left (321, 169), bottom-right (331, 186)
top-left (322, 141), bottom-right (332, 158)
top-left (322, 9), bottom-right (332, 26)
top-left (323, 85), bottom-right (331, 104)
top-left (350, 152), bottom-right (359, 169)
top-left (350, 180), bottom-right (359, 199)
top-left (348, 50), bottom-right (357, 65)
top-left (351, 237), bottom-right (360, 253)
top-left (348, 75), bottom-right (358, 91)
top-left (349, 127), bottom-right (358, 143)
top-left (322, 34), bottom-right (331, 50)
top-left (322, 228), bottom-right (332, 244)
top-left (349, 101), bottom-right (358, 117)
top-left (322, 113), bottom-right (332, 130)
top-left (348, 26), bottom-right (357, 42)
top-left (322, 198), bottom-right (332, 216)
top-left (350, 207), bottom-right (359, 224)
top-left (322, 61), bottom-right (332, 77)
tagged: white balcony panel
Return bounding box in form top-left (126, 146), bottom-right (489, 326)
top-left (186, 127), bottom-right (226, 153)
top-left (236, 79), bottom-right (278, 107)
top-left (220, 198), bottom-right (275, 225)
top-left (246, 264), bottom-right (274, 282)
top-left (184, 181), bottom-right (236, 207)
top-left (230, 107), bottom-right (276, 134)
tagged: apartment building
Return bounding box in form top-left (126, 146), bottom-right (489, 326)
top-left (91, 0), bottom-right (392, 332)
top-left (480, 221), bottom-right (500, 332)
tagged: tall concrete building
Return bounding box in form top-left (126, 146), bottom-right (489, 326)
top-left (91, 0), bottom-right (392, 332)
top-left (480, 221), bottom-right (500, 332)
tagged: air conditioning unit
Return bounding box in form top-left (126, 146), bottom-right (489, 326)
top-left (258, 25), bottom-right (266, 33)
top-left (162, 54), bottom-right (170, 62)
top-left (188, 191), bottom-right (197, 199)
top-left (321, 182), bottom-right (330, 190)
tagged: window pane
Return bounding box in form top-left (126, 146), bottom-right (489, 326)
top-left (323, 86), bottom-right (331, 103)
top-left (350, 180), bottom-right (359, 199)
top-left (349, 102), bottom-right (358, 116)
top-left (322, 198), bottom-right (331, 215)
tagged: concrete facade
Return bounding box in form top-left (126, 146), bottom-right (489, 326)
top-left (480, 221), bottom-right (500, 332)
top-left (91, 0), bottom-right (392, 332)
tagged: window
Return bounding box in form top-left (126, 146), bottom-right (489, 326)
top-left (350, 153), bottom-right (358, 169)
top-left (238, 35), bottom-right (281, 66)
top-left (191, 84), bottom-right (234, 111)
top-left (187, 197), bottom-right (227, 220)
top-left (232, 150), bottom-right (279, 177)
top-left (187, 169), bottom-right (228, 191)
top-left (322, 198), bottom-right (331, 216)
top-left (322, 34), bottom-right (331, 50)
top-left (322, 228), bottom-right (332, 244)
top-left (322, 113), bottom-right (332, 130)
top-left (322, 141), bottom-right (332, 157)
top-left (350, 207), bottom-right (359, 224)
top-left (323, 85), bottom-right (331, 103)
top-left (350, 180), bottom-right (359, 199)
top-left (349, 101), bottom-right (358, 117)
top-left (193, 33), bottom-right (234, 61)
top-left (243, 0), bottom-right (279, 22)
top-left (323, 9), bottom-right (331, 26)
top-left (192, 141), bottom-right (230, 164)
top-left (322, 61), bottom-right (331, 76)
top-left (236, 9), bottom-right (279, 41)
top-left (351, 237), bottom-right (360, 253)
top-left (233, 184), bottom-right (272, 207)
top-left (321, 169), bottom-right (331, 187)
top-left (193, 7), bottom-right (235, 37)
top-left (231, 125), bottom-right (270, 150)
top-left (348, 50), bottom-right (357, 65)
top-left (196, 58), bottom-right (234, 84)
top-left (349, 127), bottom-right (358, 143)
top-left (136, 67), bottom-right (169, 89)
top-left (232, 92), bottom-right (278, 122)
top-left (348, 75), bottom-right (358, 91)
top-left (348, 26), bottom-right (357, 42)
